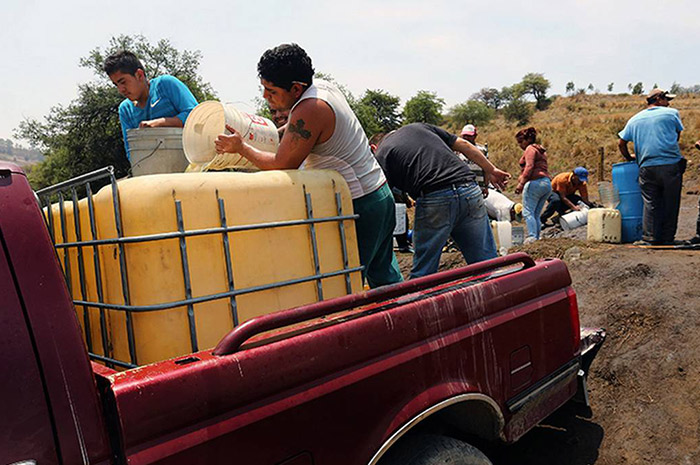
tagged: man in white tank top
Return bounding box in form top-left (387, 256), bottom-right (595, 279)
top-left (214, 43), bottom-right (402, 288)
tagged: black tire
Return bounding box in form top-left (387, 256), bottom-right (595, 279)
top-left (381, 434), bottom-right (492, 465)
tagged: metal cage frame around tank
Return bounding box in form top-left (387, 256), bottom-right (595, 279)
top-left (36, 166), bottom-right (363, 369)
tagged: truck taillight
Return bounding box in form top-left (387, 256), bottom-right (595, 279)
top-left (566, 287), bottom-right (581, 354)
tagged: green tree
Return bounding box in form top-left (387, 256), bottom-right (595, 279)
top-left (358, 89), bottom-right (402, 132)
top-left (632, 82), bottom-right (644, 95)
top-left (470, 88), bottom-right (504, 110)
top-left (517, 73), bottom-right (551, 110)
top-left (566, 81), bottom-right (575, 94)
top-left (81, 34), bottom-right (215, 103)
top-left (402, 91), bottom-right (445, 126)
top-left (607, 82), bottom-right (614, 92)
top-left (448, 100), bottom-right (494, 128)
top-left (587, 83), bottom-right (595, 92)
top-left (670, 82), bottom-right (682, 94)
top-left (313, 72), bottom-right (382, 136)
top-left (503, 98), bottom-right (533, 125)
top-left (17, 35), bottom-right (216, 189)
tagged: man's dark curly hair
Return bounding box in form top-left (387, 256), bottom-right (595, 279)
top-left (103, 50), bottom-right (145, 77)
top-left (257, 44), bottom-right (314, 91)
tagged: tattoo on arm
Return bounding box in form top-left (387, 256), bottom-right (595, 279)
top-left (288, 118), bottom-right (312, 140)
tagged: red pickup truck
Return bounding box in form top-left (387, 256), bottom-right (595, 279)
top-left (1, 162), bottom-right (604, 465)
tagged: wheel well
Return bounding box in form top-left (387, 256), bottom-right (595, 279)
top-left (368, 394), bottom-right (505, 465)
top-left (423, 398), bottom-right (504, 442)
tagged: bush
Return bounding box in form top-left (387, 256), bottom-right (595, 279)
top-left (448, 100), bottom-right (494, 129)
top-left (503, 98), bottom-right (534, 125)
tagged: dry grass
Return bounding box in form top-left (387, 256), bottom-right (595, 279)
top-left (474, 94), bottom-right (700, 194)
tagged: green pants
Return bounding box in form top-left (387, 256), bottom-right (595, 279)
top-left (352, 183), bottom-right (404, 288)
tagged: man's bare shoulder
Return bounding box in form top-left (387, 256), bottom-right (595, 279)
top-left (289, 98), bottom-right (335, 142)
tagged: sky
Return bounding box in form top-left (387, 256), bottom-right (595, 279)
top-left (3, 0), bottom-right (700, 145)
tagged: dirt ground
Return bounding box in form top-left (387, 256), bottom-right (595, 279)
top-left (394, 194), bottom-right (700, 465)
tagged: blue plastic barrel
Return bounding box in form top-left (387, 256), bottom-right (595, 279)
top-left (612, 161), bottom-right (643, 242)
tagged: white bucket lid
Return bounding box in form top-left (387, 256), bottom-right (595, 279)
top-left (182, 101), bottom-right (225, 164)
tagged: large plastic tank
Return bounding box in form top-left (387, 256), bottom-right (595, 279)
top-left (612, 161), bottom-right (643, 242)
top-left (127, 127), bottom-right (189, 176)
top-left (48, 170), bottom-right (362, 366)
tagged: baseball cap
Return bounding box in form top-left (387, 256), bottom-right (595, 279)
top-left (460, 124), bottom-right (476, 136)
top-left (646, 88), bottom-right (676, 103)
top-left (573, 166), bottom-right (588, 182)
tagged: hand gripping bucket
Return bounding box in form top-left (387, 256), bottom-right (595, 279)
top-left (182, 101), bottom-right (279, 171)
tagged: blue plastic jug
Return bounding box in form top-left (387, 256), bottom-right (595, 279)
top-left (612, 161), bottom-right (643, 242)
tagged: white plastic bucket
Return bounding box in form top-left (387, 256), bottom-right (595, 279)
top-left (560, 206), bottom-right (589, 231)
top-left (127, 127), bottom-right (189, 176)
top-left (491, 220), bottom-right (512, 256)
top-left (182, 101), bottom-right (279, 171)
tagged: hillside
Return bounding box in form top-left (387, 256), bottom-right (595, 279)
top-left (475, 93), bottom-right (700, 188)
top-left (0, 138), bottom-right (44, 166)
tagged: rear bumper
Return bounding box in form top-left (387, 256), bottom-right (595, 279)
top-left (575, 327), bottom-right (606, 406)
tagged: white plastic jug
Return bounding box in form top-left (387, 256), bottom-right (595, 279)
top-left (491, 220), bottom-right (512, 256)
top-left (182, 101), bottom-right (279, 171)
top-left (587, 208), bottom-right (621, 243)
top-left (394, 203), bottom-right (407, 235)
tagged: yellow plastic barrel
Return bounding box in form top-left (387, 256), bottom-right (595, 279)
top-left (49, 170), bottom-right (362, 366)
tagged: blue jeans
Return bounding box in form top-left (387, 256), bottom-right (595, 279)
top-left (411, 183), bottom-right (497, 279)
top-left (522, 177), bottom-right (552, 239)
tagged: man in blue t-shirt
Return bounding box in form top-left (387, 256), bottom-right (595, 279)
top-left (103, 51), bottom-right (198, 160)
top-left (618, 89), bottom-right (685, 245)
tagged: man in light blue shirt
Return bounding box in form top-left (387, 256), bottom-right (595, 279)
top-left (618, 89), bottom-right (685, 245)
top-left (103, 51), bottom-right (198, 159)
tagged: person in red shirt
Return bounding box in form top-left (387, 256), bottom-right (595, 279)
top-left (540, 167), bottom-right (593, 225)
top-left (514, 127), bottom-right (551, 241)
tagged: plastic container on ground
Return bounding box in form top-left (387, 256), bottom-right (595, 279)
top-left (559, 203), bottom-right (589, 231)
top-left (612, 161), bottom-right (643, 243)
top-left (47, 170), bottom-right (362, 366)
top-left (183, 101), bottom-right (279, 171)
top-left (491, 220), bottom-right (512, 256)
top-left (511, 226), bottom-right (525, 246)
top-left (127, 127), bottom-right (189, 176)
top-left (587, 208), bottom-right (621, 243)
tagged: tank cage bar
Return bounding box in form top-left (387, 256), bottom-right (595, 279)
top-left (36, 167), bottom-right (362, 369)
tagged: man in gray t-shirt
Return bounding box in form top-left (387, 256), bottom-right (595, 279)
top-left (373, 123), bottom-right (510, 278)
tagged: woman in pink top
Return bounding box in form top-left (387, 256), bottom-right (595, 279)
top-left (514, 127), bottom-right (552, 241)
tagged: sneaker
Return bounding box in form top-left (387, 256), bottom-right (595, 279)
top-left (397, 246), bottom-right (414, 254)
top-left (524, 236), bottom-right (537, 245)
top-left (633, 240), bottom-right (653, 246)
top-left (686, 236), bottom-right (700, 245)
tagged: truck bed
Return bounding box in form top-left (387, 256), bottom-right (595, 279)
top-left (97, 254), bottom-right (585, 464)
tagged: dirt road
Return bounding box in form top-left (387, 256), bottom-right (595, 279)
top-left (395, 195), bottom-right (700, 465)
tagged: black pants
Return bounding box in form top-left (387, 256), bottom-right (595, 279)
top-left (639, 161), bottom-right (684, 243)
top-left (540, 192), bottom-right (583, 222)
